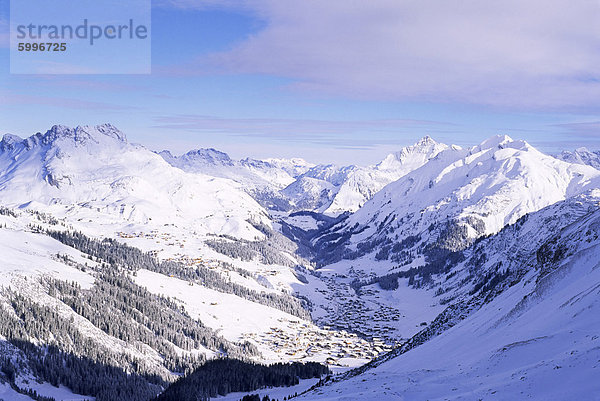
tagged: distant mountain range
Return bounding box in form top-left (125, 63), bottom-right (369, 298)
top-left (0, 124), bottom-right (599, 401)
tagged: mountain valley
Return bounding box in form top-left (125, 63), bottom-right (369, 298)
top-left (0, 124), bottom-right (598, 400)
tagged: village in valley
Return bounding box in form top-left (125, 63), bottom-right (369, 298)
top-left (115, 227), bottom-right (401, 368)
top-left (243, 318), bottom-right (392, 367)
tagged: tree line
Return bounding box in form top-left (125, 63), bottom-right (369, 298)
top-left (44, 228), bottom-right (311, 320)
top-left (155, 359), bottom-right (329, 401)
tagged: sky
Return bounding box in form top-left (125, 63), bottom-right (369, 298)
top-left (0, 0), bottom-right (600, 165)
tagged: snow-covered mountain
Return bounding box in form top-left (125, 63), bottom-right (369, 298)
top-left (556, 147), bottom-right (600, 169)
top-left (0, 124), bottom-right (384, 401)
top-left (157, 136), bottom-right (450, 215)
top-left (262, 157), bottom-right (315, 178)
top-left (159, 148), bottom-right (314, 211)
top-left (278, 136), bottom-right (449, 215)
top-left (296, 189), bottom-right (600, 400)
top-left (159, 148), bottom-right (304, 189)
top-left (281, 175), bottom-right (338, 212)
top-left (280, 164), bottom-right (356, 212)
top-left (312, 135), bottom-right (600, 267)
top-left (0, 124), bottom-right (270, 240)
top-left (324, 136), bottom-right (449, 214)
top-left (2, 124), bottom-right (600, 401)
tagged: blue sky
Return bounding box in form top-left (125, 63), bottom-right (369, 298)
top-left (1, 0), bottom-right (599, 164)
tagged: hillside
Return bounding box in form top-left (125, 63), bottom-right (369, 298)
top-left (296, 190), bottom-right (600, 399)
top-left (311, 135), bottom-right (600, 269)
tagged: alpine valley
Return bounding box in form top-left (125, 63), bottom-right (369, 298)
top-left (0, 124), bottom-right (599, 401)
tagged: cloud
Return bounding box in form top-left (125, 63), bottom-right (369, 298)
top-left (153, 0), bottom-right (253, 11)
top-left (0, 91), bottom-right (139, 111)
top-left (17, 75), bottom-right (146, 92)
top-left (167, 0), bottom-right (600, 110)
top-left (152, 113), bottom-right (453, 148)
top-left (551, 121), bottom-right (600, 149)
top-left (554, 121), bottom-right (600, 137)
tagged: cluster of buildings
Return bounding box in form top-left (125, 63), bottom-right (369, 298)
top-left (243, 318), bottom-right (393, 367)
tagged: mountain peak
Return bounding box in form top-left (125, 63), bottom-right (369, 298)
top-left (478, 134), bottom-right (514, 150)
top-left (415, 135), bottom-right (437, 146)
top-left (378, 136), bottom-right (448, 170)
top-left (558, 147), bottom-right (600, 169)
top-left (0, 134), bottom-right (23, 151)
top-left (575, 146), bottom-right (592, 153)
top-left (181, 148), bottom-right (234, 166)
top-left (42, 123), bottom-right (127, 145)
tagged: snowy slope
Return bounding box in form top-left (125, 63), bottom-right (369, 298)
top-left (296, 190), bottom-right (600, 400)
top-left (280, 137), bottom-right (448, 215)
top-left (325, 136), bottom-right (449, 214)
top-left (279, 164), bottom-right (356, 212)
top-left (0, 212), bottom-right (182, 396)
top-left (0, 124), bottom-right (270, 241)
top-left (262, 157), bottom-right (314, 177)
top-left (312, 135), bottom-right (600, 267)
top-left (281, 175), bottom-right (339, 212)
top-left (159, 148), bottom-right (314, 211)
top-left (158, 137), bottom-right (449, 216)
top-left (557, 147), bottom-right (600, 169)
top-left (159, 148), bottom-right (300, 189)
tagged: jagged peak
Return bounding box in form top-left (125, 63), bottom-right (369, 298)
top-left (2, 124), bottom-right (128, 152)
top-left (404, 136), bottom-right (447, 153)
top-left (184, 147), bottom-right (225, 155)
top-left (262, 157), bottom-right (315, 177)
top-left (0, 134), bottom-right (23, 150)
top-left (558, 146), bottom-right (600, 169)
top-left (478, 134), bottom-right (514, 150)
top-left (560, 147), bottom-right (600, 157)
top-left (378, 136), bottom-right (448, 169)
top-left (40, 123), bottom-right (128, 146)
top-left (240, 157), bottom-right (272, 168)
top-left (415, 135), bottom-right (438, 146)
top-left (86, 123), bottom-right (127, 142)
top-left (172, 148), bottom-right (235, 167)
top-left (156, 150), bottom-right (175, 163)
top-left (0, 134), bottom-right (24, 153)
top-left (157, 149), bottom-right (174, 158)
top-left (264, 157), bottom-right (311, 165)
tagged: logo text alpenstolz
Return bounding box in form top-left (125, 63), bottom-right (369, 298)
top-left (16, 19), bottom-right (148, 45)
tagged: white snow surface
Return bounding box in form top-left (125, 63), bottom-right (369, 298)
top-left (297, 193), bottom-right (600, 400)
top-left (159, 148), bottom-right (301, 190)
top-left (0, 382), bottom-right (36, 401)
top-left (325, 136), bottom-right (449, 214)
top-left (557, 147), bottom-right (600, 169)
top-left (1, 125), bottom-right (600, 400)
top-left (279, 136), bottom-right (449, 215)
top-left (0, 226), bottom-right (95, 288)
top-left (134, 269), bottom-right (304, 352)
top-left (317, 135), bottom-right (600, 264)
top-left (214, 378), bottom-right (320, 401)
top-left (16, 376), bottom-right (95, 401)
top-left (0, 124), bottom-right (270, 241)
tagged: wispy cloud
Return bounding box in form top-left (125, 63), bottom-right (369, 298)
top-left (161, 0), bottom-right (600, 111)
top-left (0, 91), bottom-right (139, 111)
top-left (153, 0), bottom-right (253, 11)
top-left (554, 121), bottom-right (600, 137)
top-left (523, 120), bottom-right (600, 152)
top-left (153, 114), bottom-right (455, 148)
top-left (9, 75), bottom-right (146, 92)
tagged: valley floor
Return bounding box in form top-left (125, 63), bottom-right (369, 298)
top-left (296, 244), bottom-right (600, 400)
